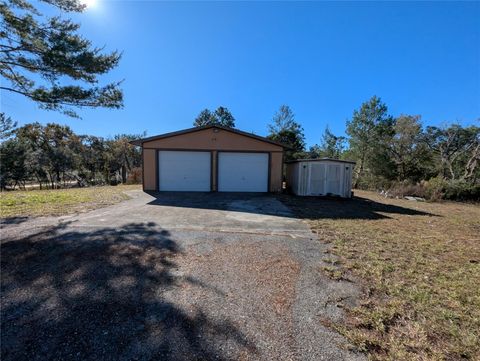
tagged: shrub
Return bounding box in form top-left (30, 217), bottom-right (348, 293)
top-left (127, 167), bottom-right (142, 184)
top-left (356, 172), bottom-right (392, 191)
top-left (387, 182), bottom-right (427, 199)
top-left (423, 177), bottom-right (448, 201)
top-left (384, 178), bottom-right (480, 202)
top-left (423, 177), bottom-right (480, 202)
top-left (443, 180), bottom-right (480, 201)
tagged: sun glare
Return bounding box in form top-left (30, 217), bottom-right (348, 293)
top-left (83, 0), bottom-right (97, 9)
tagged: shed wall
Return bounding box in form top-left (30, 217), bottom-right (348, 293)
top-left (286, 160), bottom-right (354, 198)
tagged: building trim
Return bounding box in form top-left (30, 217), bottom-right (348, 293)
top-left (131, 124), bottom-right (290, 149)
top-left (285, 158), bottom-right (356, 165)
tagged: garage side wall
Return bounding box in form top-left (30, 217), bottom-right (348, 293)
top-left (143, 149), bottom-right (157, 191)
top-left (270, 152), bottom-right (283, 192)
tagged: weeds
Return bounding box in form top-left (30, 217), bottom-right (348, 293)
top-left (285, 191), bottom-right (480, 360)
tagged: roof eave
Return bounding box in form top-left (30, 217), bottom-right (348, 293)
top-left (285, 158), bottom-right (356, 165)
top-left (129, 124), bottom-right (291, 149)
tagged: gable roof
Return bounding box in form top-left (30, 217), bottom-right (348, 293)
top-left (130, 124), bottom-right (290, 148)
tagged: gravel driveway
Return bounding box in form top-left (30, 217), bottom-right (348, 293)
top-left (1, 190), bottom-right (364, 361)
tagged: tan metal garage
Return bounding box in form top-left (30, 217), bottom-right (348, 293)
top-left (131, 125), bottom-right (286, 192)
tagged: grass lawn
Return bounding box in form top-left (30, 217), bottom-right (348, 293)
top-left (0, 184), bottom-right (141, 218)
top-left (283, 190), bottom-right (480, 360)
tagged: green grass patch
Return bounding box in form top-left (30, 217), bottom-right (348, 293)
top-left (0, 185), bottom-right (141, 218)
top-left (283, 191), bottom-right (480, 360)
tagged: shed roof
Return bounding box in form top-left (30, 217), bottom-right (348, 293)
top-left (130, 124), bottom-right (290, 148)
top-left (285, 158), bottom-right (356, 165)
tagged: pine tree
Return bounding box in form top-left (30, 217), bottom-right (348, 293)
top-left (0, 0), bottom-right (123, 117)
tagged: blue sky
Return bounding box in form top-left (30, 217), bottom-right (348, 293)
top-left (1, 1), bottom-right (479, 147)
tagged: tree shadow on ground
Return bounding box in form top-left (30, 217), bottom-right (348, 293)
top-left (1, 222), bottom-right (256, 361)
top-left (0, 216), bottom-right (30, 225)
top-left (279, 194), bottom-right (439, 220)
top-left (145, 191), bottom-right (437, 220)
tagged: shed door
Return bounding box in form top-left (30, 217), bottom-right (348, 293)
top-left (218, 152), bottom-right (269, 192)
top-left (158, 151), bottom-right (211, 191)
top-left (309, 163), bottom-right (326, 195)
top-left (326, 164), bottom-right (341, 195)
top-left (344, 165), bottom-right (352, 197)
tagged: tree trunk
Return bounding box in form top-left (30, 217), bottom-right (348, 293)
top-left (447, 161), bottom-right (455, 180)
top-left (48, 172), bottom-right (55, 189)
top-left (34, 174), bottom-right (40, 190)
top-left (353, 151), bottom-right (366, 189)
top-left (121, 165), bottom-right (127, 184)
top-left (463, 143), bottom-right (479, 181)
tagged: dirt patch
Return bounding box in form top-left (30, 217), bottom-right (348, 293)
top-left (176, 241), bottom-right (301, 359)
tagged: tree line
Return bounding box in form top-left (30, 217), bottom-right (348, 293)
top-left (1, 97), bottom-right (478, 200)
top-left (0, 114), bottom-right (142, 190)
top-left (193, 98), bottom-right (480, 200)
top-left (2, 1), bottom-right (478, 200)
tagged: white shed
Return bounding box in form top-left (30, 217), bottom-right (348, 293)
top-left (286, 158), bottom-right (355, 198)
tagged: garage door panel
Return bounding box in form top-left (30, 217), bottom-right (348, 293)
top-left (218, 152), bottom-right (268, 192)
top-left (158, 151), bottom-right (211, 191)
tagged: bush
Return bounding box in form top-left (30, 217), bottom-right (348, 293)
top-left (423, 177), bottom-right (448, 201)
top-left (387, 182), bottom-right (427, 199)
top-left (443, 180), bottom-right (480, 201)
top-left (385, 178), bottom-right (480, 202)
top-left (424, 177), bottom-right (480, 201)
top-left (356, 172), bottom-right (392, 191)
top-left (126, 167), bottom-right (142, 184)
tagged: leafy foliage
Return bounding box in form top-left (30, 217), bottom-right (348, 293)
top-left (346, 96), bottom-right (395, 187)
top-left (0, 122), bottom-right (143, 189)
top-left (193, 106), bottom-right (235, 128)
top-left (344, 97), bottom-right (479, 198)
top-left (267, 105), bottom-right (305, 160)
top-left (309, 126), bottom-right (346, 159)
top-left (0, 112), bottom-right (17, 139)
top-left (0, 0), bottom-right (123, 117)
top-left (386, 115), bottom-right (434, 182)
top-left (0, 135), bottom-right (28, 189)
top-left (422, 124), bottom-right (480, 181)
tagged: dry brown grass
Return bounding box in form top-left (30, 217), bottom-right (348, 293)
top-left (282, 191), bottom-right (480, 360)
top-left (0, 185), bottom-right (141, 218)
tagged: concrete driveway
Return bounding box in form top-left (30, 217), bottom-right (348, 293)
top-left (1, 190), bottom-right (364, 361)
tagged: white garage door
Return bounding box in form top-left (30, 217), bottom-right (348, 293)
top-left (218, 152), bottom-right (269, 192)
top-left (158, 151), bottom-right (211, 191)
